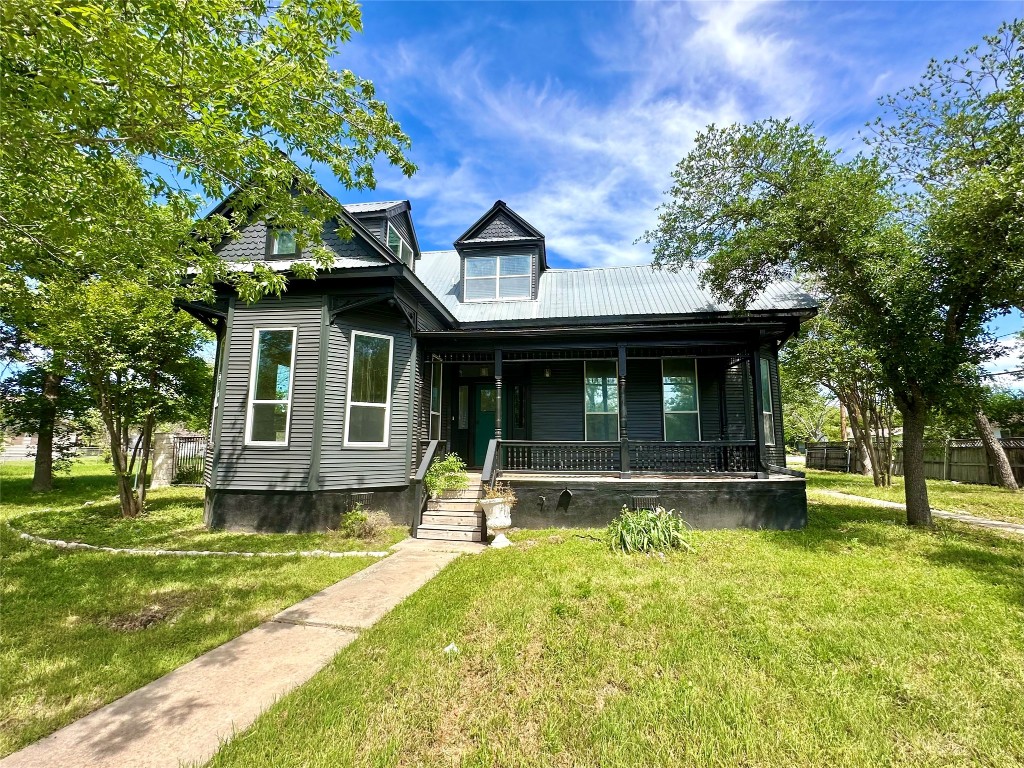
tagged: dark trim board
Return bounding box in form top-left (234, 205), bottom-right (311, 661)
top-left (204, 486), bottom-right (417, 533)
top-left (504, 477), bottom-right (807, 531)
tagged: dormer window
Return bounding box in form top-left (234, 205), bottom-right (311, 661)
top-left (387, 222), bottom-right (415, 265)
top-left (271, 228), bottom-right (297, 256)
top-left (464, 253), bottom-right (532, 301)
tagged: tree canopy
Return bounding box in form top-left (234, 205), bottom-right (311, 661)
top-left (642, 21), bottom-right (1024, 525)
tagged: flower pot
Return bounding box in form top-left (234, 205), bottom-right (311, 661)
top-left (479, 497), bottom-right (512, 530)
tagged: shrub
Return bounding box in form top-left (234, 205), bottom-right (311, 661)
top-left (424, 452), bottom-right (469, 498)
top-left (337, 504), bottom-right (390, 540)
top-left (606, 506), bottom-right (694, 554)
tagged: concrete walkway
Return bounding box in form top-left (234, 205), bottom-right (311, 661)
top-left (1, 540), bottom-right (480, 768)
top-left (815, 489), bottom-right (1024, 536)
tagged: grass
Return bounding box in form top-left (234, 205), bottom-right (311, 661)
top-left (1, 458), bottom-right (408, 553)
top-left (203, 495), bottom-right (1024, 767)
top-left (804, 467), bottom-right (1024, 525)
top-left (0, 457), bottom-right (402, 757)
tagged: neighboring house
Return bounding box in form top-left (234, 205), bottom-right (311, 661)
top-left (182, 197), bottom-right (818, 541)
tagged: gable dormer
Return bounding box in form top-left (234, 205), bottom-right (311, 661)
top-left (454, 201), bottom-right (545, 303)
top-left (342, 200), bottom-right (421, 269)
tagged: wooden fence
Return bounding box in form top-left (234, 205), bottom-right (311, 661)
top-left (808, 438), bottom-right (1024, 486)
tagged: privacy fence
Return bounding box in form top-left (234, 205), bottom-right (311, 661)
top-left (806, 438), bottom-right (1024, 487)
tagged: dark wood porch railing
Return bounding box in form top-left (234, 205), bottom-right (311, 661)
top-left (630, 441), bottom-right (759, 474)
top-left (412, 440), bottom-right (447, 535)
top-left (492, 439), bottom-right (760, 477)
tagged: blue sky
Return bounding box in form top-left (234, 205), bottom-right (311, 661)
top-left (324, 0), bottom-right (1020, 376)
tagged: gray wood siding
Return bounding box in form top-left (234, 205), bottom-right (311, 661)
top-left (530, 361), bottom-right (584, 441)
top-left (214, 295), bottom-right (321, 490)
top-left (317, 306), bottom-right (414, 490)
top-left (697, 358), bottom-right (724, 440)
top-left (723, 358), bottom-right (754, 440)
top-left (766, 351), bottom-right (786, 465)
top-left (625, 359), bottom-right (663, 440)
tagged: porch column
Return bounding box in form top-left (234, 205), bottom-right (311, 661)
top-left (750, 344), bottom-right (769, 478)
top-left (494, 349), bottom-right (503, 441)
top-left (618, 344), bottom-right (631, 478)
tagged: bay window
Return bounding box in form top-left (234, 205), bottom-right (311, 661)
top-left (245, 328), bottom-right (296, 445)
top-left (584, 360), bottom-right (619, 441)
top-left (345, 331), bottom-right (394, 447)
top-left (761, 358), bottom-right (776, 445)
top-left (663, 358), bottom-right (700, 441)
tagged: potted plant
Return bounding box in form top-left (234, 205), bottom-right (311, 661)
top-left (424, 453), bottom-right (469, 500)
top-left (479, 481), bottom-right (516, 530)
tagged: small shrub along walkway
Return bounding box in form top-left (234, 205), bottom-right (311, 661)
top-left (202, 494), bottom-right (1024, 768)
top-left (0, 459), bottom-right (400, 757)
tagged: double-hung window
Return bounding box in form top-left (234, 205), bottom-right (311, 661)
top-left (760, 358), bottom-right (775, 445)
top-left (464, 253), bottom-right (532, 301)
top-left (387, 223), bottom-right (415, 265)
top-left (345, 331), bottom-right (394, 447)
top-left (246, 328), bottom-right (296, 445)
top-left (584, 360), bottom-right (619, 441)
top-left (429, 361), bottom-right (442, 440)
top-left (271, 228), bottom-right (297, 256)
top-left (662, 358), bottom-right (700, 441)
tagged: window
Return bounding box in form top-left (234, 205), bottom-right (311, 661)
top-left (429, 361), bottom-right (442, 440)
top-left (464, 253), bottom-right (532, 301)
top-left (271, 229), bottom-right (297, 256)
top-left (245, 328), bottom-right (296, 445)
top-left (584, 360), bottom-right (618, 441)
top-left (663, 358), bottom-right (700, 441)
top-left (458, 385), bottom-right (469, 429)
top-left (387, 222), bottom-right (415, 265)
top-left (345, 331), bottom-right (394, 447)
top-left (760, 358), bottom-right (776, 445)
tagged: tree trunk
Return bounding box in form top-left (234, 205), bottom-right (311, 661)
top-left (900, 402), bottom-right (932, 526)
top-left (31, 371), bottom-right (61, 492)
top-left (99, 397), bottom-right (141, 518)
top-left (974, 410), bottom-right (1019, 491)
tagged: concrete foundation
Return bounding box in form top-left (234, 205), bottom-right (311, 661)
top-left (204, 486), bottom-right (417, 533)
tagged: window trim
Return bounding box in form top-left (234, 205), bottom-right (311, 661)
top-left (344, 329), bottom-right (395, 448)
top-left (662, 357), bottom-right (702, 442)
top-left (760, 357), bottom-right (776, 446)
top-left (463, 252), bottom-right (533, 303)
top-left (386, 222), bottom-right (414, 265)
top-left (583, 359), bottom-right (619, 441)
top-left (429, 360), bottom-right (442, 440)
top-left (270, 228), bottom-right (298, 257)
top-left (244, 327), bottom-right (298, 447)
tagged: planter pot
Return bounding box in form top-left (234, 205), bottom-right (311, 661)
top-left (479, 497), bottom-right (512, 530)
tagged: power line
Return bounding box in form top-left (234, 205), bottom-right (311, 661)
top-left (981, 368), bottom-right (1024, 378)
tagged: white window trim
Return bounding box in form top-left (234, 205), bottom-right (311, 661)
top-left (584, 360), bottom-right (619, 441)
top-left (662, 358), bottom-right (702, 442)
top-left (271, 228), bottom-right (297, 256)
top-left (429, 360), bottom-right (442, 440)
top-left (244, 327), bottom-right (297, 446)
top-left (463, 253), bottom-right (533, 302)
top-left (386, 222), bottom-right (414, 264)
top-left (344, 329), bottom-right (395, 448)
top-left (761, 358), bottom-right (776, 446)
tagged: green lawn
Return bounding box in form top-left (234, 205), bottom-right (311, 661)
top-left (203, 494), bottom-right (1024, 768)
top-left (0, 458), bottom-right (400, 757)
top-left (804, 467), bottom-right (1024, 524)
top-left (1, 458), bottom-right (408, 552)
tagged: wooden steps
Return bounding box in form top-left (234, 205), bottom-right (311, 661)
top-left (417, 475), bottom-right (485, 543)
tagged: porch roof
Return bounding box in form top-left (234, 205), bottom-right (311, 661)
top-left (416, 250), bottom-right (817, 326)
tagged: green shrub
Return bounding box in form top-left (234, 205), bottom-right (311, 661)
top-left (606, 506), bottom-right (694, 554)
top-left (337, 504), bottom-right (389, 540)
top-left (424, 452), bottom-right (469, 498)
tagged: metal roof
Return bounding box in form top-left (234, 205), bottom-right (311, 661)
top-left (415, 250), bottom-right (817, 325)
top-left (342, 201), bottom-right (406, 215)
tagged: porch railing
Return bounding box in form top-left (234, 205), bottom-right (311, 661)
top-left (491, 439), bottom-right (760, 478)
top-left (412, 439), bottom-right (447, 535)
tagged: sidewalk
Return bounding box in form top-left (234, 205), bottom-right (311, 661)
top-left (815, 489), bottom-right (1024, 536)
top-left (0, 539), bottom-right (481, 768)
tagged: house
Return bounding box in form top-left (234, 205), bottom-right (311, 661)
top-left (182, 197), bottom-right (817, 541)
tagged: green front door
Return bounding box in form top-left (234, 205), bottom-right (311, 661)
top-left (473, 384), bottom-right (497, 466)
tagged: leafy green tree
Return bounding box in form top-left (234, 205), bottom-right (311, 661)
top-left (642, 23), bottom-right (1024, 525)
top-left (1, 0), bottom-right (414, 300)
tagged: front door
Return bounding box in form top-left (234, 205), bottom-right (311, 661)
top-left (473, 384), bottom-right (497, 466)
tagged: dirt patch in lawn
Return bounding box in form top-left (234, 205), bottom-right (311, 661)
top-left (104, 591), bottom-right (192, 632)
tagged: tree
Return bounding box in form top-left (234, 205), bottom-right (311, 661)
top-left (1, 0), bottom-right (415, 301)
top-left (778, 363), bottom-right (840, 448)
top-left (642, 23), bottom-right (1024, 525)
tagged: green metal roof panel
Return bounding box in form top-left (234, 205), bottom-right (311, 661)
top-left (415, 250), bottom-right (817, 324)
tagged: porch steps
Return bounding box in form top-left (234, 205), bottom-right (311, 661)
top-left (417, 474), bottom-right (486, 543)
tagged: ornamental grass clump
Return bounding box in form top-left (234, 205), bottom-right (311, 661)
top-left (606, 506), bottom-right (694, 554)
